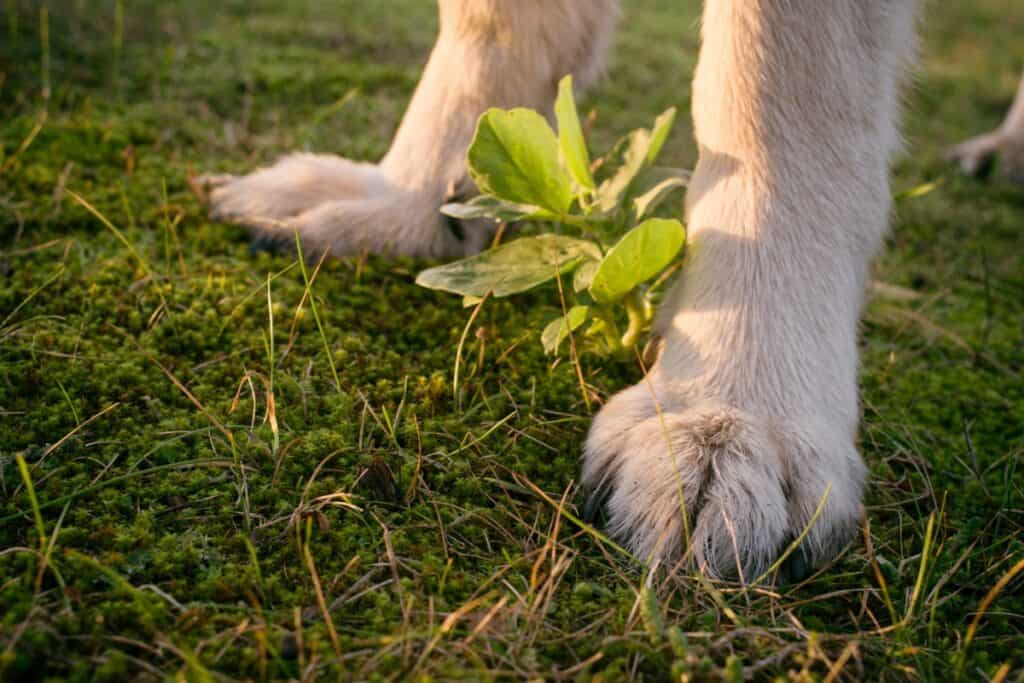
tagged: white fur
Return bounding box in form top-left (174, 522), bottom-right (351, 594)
top-left (201, 0), bottom-right (618, 257)
top-left (202, 0), bottom-right (920, 580)
top-left (584, 0), bottom-right (917, 579)
top-left (947, 71), bottom-right (1024, 181)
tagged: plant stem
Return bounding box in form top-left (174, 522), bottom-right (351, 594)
top-left (620, 290), bottom-right (648, 349)
top-left (559, 214), bottom-right (590, 229)
top-left (592, 308), bottom-right (623, 354)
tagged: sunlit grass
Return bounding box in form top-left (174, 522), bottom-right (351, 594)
top-left (0, 0), bottom-right (1022, 679)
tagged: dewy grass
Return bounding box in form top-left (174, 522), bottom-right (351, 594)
top-left (1, 0), bottom-right (1022, 680)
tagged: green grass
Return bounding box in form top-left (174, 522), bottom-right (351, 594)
top-left (1, 0), bottom-right (1023, 680)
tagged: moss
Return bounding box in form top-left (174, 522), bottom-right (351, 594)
top-left (1, 0), bottom-right (1023, 680)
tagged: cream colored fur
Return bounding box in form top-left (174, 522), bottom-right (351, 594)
top-left (202, 0), bottom-right (919, 581)
top-left (947, 71), bottom-right (1024, 181)
top-left (584, 0), bottom-right (917, 581)
top-left (201, 0), bottom-right (618, 257)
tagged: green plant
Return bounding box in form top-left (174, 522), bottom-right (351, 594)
top-left (416, 76), bottom-right (688, 357)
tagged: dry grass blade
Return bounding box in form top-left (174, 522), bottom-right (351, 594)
top-left (130, 340), bottom-right (232, 442)
top-left (553, 264), bottom-right (590, 411)
top-left (512, 471), bottom-right (633, 562)
top-left (412, 591), bottom-right (497, 673)
top-left (303, 543), bottom-right (343, 663)
top-left (31, 402), bottom-right (119, 470)
top-left (957, 555), bottom-right (1024, 678)
top-left (453, 290), bottom-right (490, 410)
top-left (0, 263), bottom-right (64, 330)
top-left (0, 109), bottom-right (46, 175)
top-left (68, 190), bottom-right (152, 277)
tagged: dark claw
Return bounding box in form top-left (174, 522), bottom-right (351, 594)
top-left (780, 547), bottom-right (812, 584)
top-left (582, 486), bottom-right (608, 524)
top-left (972, 154), bottom-right (997, 179)
top-left (249, 235), bottom-right (285, 256)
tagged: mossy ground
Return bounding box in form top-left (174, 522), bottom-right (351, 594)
top-left (2, 1), bottom-right (1023, 680)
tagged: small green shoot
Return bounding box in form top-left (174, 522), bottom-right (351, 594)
top-left (417, 75), bottom-right (688, 358)
top-left (295, 232), bottom-right (343, 393)
top-left (15, 453), bottom-right (47, 549)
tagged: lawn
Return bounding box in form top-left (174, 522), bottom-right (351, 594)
top-left (1, 0), bottom-right (1023, 680)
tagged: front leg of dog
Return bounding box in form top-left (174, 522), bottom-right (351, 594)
top-left (203, 0), bottom-right (619, 258)
top-left (583, 0), bottom-right (917, 581)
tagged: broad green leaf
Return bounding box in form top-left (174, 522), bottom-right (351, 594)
top-left (416, 234), bottom-right (599, 298)
top-left (541, 305), bottom-right (590, 354)
top-left (573, 260), bottom-right (599, 292)
top-left (588, 218), bottom-right (685, 303)
top-left (646, 108), bottom-right (677, 164)
top-left (592, 108), bottom-right (678, 214)
top-left (441, 196), bottom-right (552, 223)
top-left (594, 128), bottom-right (652, 212)
top-left (467, 108), bottom-right (574, 216)
top-left (555, 75), bottom-right (595, 191)
top-left (633, 175), bottom-right (687, 219)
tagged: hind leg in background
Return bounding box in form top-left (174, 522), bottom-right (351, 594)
top-left (199, 0), bottom-right (619, 258)
top-left (947, 71), bottom-right (1024, 182)
top-left (582, 0), bottom-right (918, 582)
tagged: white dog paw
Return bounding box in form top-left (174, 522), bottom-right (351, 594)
top-left (197, 153), bottom-right (481, 258)
top-left (946, 131), bottom-right (1024, 183)
top-left (946, 132), bottom-right (1006, 178)
top-left (200, 153), bottom-right (384, 224)
top-left (582, 379), bottom-right (865, 583)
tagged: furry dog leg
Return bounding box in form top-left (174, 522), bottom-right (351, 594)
top-left (201, 0), bottom-right (619, 257)
top-left (583, 0), bottom-right (917, 581)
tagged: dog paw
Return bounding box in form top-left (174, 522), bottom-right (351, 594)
top-left (946, 132), bottom-right (1002, 177)
top-left (196, 153), bottom-right (487, 258)
top-left (582, 378), bottom-right (865, 583)
top-left (944, 128), bottom-right (1024, 181)
top-left (199, 153), bottom-right (384, 224)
